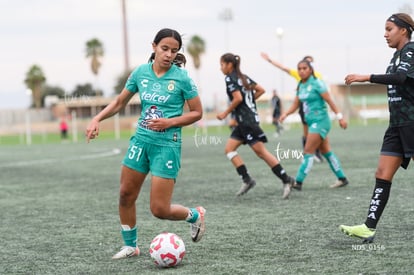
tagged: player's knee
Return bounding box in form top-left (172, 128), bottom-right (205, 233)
top-left (226, 151), bottom-right (238, 160)
top-left (150, 203), bottom-right (169, 219)
top-left (375, 168), bottom-right (388, 180)
top-left (119, 188), bottom-right (137, 208)
top-left (254, 150), bottom-right (266, 159)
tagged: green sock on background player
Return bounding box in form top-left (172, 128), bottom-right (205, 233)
top-left (295, 153), bottom-right (314, 183)
top-left (323, 151), bottom-right (345, 179)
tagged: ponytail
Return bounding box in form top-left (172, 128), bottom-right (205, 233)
top-left (147, 52), bottom-right (187, 68)
top-left (220, 53), bottom-right (253, 90)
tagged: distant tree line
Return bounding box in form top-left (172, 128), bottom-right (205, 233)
top-left (24, 34), bottom-right (206, 108)
top-left (24, 38), bottom-right (106, 108)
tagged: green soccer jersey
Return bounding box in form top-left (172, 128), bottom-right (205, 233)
top-left (297, 76), bottom-right (328, 123)
top-left (125, 63), bottom-right (198, 147)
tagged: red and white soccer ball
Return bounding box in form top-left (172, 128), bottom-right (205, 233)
top-left (149, 232), bottom-right (186, 268)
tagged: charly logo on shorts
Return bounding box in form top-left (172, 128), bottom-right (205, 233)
top-left (165, 160), bottom-right (173, 169)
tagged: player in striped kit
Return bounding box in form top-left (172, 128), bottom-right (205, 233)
top-left (217, 53), bottom-right (295, 199)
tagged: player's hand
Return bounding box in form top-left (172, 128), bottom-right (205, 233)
top-left (339, 118), bottom-right (348, 129)
top-left (147, 118), bottom-right (170, 131)
top-left (85, 120), bottom-right (100, 143)
top-left (279, 113), bottom-right (287, 122)
top-left (216, 112), bottom-right (227, 120)
top-left (260, 52), bottom-right (269, 61)
top-left (344, 74), bottom-right (370, 85)
top-left (344, 74), bottom-right (356, 85)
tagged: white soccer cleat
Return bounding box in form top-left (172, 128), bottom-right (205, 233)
top-left (236, 179), bottom-right (256, 196)
top-left (330, 178), bottom-right (349, 188)
top-left (191, 206), bottom-right (206, 242)
top-left (282, 183), bottom-right (291, 199)
top-left (112, 246), bottom-right (140, 259)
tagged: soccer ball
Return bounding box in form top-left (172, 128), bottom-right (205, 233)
top-left (149, 232), bottom-right (186, 268)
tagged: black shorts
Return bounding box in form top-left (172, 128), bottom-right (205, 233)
top-left (272, 109), bottom-right (280, 119)
top-left (299, 103), bottom-right (306, 125)
top-left (381, 125), bottom-right (414, 169)
top-left (231, 123), bottom-right (268, 146)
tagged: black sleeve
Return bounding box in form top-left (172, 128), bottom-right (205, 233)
top-left (370, 72), bottom-right (407, 85)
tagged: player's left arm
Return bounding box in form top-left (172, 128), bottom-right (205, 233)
top-left (253, 83), bottom-right (265, 100)
top-left (321, 91), bottom-right (347, 129)
top-left (148, 96), bottom-right (203, 131)
top-left (176, 95), bottom-right (203, 126)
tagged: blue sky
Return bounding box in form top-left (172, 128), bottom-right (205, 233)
top-left (0, 0), bottom-right (412, 109)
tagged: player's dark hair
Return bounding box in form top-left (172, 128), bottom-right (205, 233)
top-left (220, 53), bottom-right (252, 90)
top-left (297, 59), bottom-right (316, 82)
top-left (302, 55), bottom-right (314, 62)
top-left (173, 53), bottom-right (186, 67)
top-left (148, 28), bottom-right (186, 67)
top-left (388, 13), bottom-right (414, 39)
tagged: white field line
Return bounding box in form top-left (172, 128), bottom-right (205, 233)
top-left (0, 148), bottom-right (121, 168)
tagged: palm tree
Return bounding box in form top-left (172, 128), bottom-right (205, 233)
top-left (85, 38), bottom-right (104, 76)
top-left (187, 35), bottom-right (206, 70)
top-left (24, 65), bottom-right (46, 108)
top-left (71, 83), bottom-right (97, 97)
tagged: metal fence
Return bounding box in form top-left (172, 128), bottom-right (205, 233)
top-left (0, 109), bottom-right (53, 134)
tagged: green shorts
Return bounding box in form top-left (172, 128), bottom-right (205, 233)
top-left (306, 116), bottom-right (331, 139)
top-left (122, 136), bottom-right (181, 179)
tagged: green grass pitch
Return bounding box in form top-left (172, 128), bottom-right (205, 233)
top-left (0, 121), bottom-right (413, 274)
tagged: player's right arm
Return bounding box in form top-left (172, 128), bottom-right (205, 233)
top-left (261, 52), bottom-right (291, 74)
top-left (86, 89), bottom-right (134, 142)
top-left (279, 96), bottom-right (300, 122)
top-left (216, 90), bottom-right (243, 120)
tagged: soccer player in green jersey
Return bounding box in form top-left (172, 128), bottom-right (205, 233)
top-left (86, 28), bottom-right (206, 259)
top-left (340, 13), bottom-right (414, 243)
top-left (217, 53), bottom-right (295, 199)
top-left (261, 52), bottom-right (324, 163)
top-left (279, 59), bottom-right (349, 192)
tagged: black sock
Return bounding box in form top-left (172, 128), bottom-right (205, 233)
top-left (236, 165), bottom-right (251, 182)
top-left (364, 178), bottom-right (391, 229)
top-left (315, 149), bottom-right (322, 158)
top-left (271, 164), bottom-right (290, 183)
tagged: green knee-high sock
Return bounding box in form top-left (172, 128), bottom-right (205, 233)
top-left (323, 151), bottom-right (345, 179)
top-left (296, 154), bottom-right (314, 183)
top-left (186, 208), bottom-right (200, 223)
top-left (121, 225), bottom-right (137, 247)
